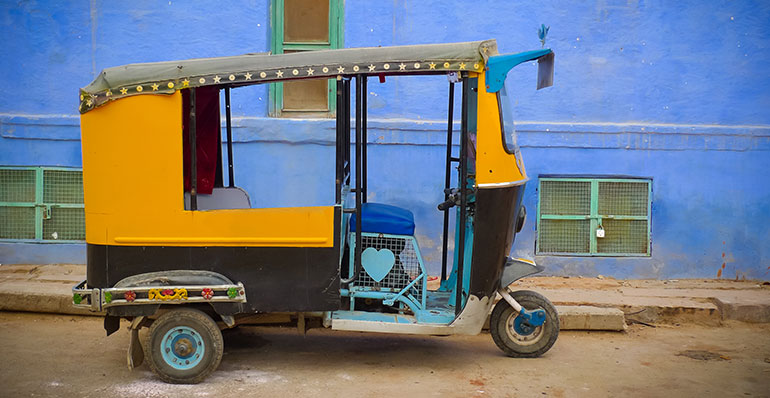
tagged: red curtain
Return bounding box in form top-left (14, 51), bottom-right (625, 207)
top-left (182, 87), bottom-right (220, 195)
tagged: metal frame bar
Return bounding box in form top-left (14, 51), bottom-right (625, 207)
top-left (189, 87), bottom-right (198, 211)
top-left (340, 76), bottom-right (363, 284)
top-left (589, 180), bottom-right (599, 253)
top-left (224, 86), bottom-right (235, 187)
top-left (34, 167), bottom-right (43, 240)
top-left (344, 79), bottom-right (351, 183)
top-left (362, 76), bottom-right (368, 203)
top-left (72, 280), bottom-right (246, 312)
top-left (354, 75), bottom-right (363, 279)
top-left (440, 82), bottom-right (455, 281)
top-left (455, 73), bottom-right (469, 316)
top-left (335, 78), bottom-right (344, 203)
top-left (536, 177), bottom-right (652, 257)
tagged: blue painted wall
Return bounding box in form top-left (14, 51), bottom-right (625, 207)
top-left (1, 1), bottom-right (768, 279)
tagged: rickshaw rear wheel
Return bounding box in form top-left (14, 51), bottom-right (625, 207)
top-left (490, 290), bottom-right (559, 358)
top-left (144, 308), bottom-right (224, 384)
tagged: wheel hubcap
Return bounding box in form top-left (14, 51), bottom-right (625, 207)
top-left (161, 326), bottom-right (205, 370)
top-left (505, 310), bottom-right (545, 346)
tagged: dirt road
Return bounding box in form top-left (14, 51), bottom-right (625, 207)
top-left (0, 312), bottom-right (768, 397)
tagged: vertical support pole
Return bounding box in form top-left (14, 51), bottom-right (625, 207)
top-left (354, 75), bottom-right (363, 284)
top-left (361, 76), bottom-right (368, 203)
top-left (189, 88), bottom-right (198, 211)
top-left (441, 82), bottom-right (455, 281)
top-left (455, 74), bottom-right (469, 316)
top-left (225, 87), bottom-right (235, 187)
top-left (344, 79), bottom-right (351, 182)
top-left (339, 76), bottom-right (361, 285)
top-left (335, 78), bottom-right (344, 204)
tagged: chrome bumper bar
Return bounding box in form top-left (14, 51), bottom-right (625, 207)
top-left (72, 280), bottom-right (247, 312)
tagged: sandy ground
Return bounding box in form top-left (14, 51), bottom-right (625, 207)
top-left (0, 312), bottom-right (768, 398)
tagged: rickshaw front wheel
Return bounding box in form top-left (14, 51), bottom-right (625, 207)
top-left (144, 308), bottom-right (224, 384)
top-left (490, 290), bottom-right (559, 358)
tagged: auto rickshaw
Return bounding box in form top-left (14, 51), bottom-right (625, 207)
top-left (73, 39), bottom-right (558, 384)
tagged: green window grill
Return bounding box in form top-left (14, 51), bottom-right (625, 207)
top-left (0, 167), bottom-right (85, 242)
top-left (536, 177), bottom-right (651, 256)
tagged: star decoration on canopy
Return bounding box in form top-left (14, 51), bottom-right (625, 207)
top-left (80, 54), bottom-right (493, 114)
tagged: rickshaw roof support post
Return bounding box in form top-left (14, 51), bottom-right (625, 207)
top-left (484, 49), bottom-right (553, 93)
top-left (340, 75), bottom-right (364, 285)
top-left (335, 79), bottom-right (344, 204)
top-left (344, 79), bottom-right (351, 184)
top-left (189, 87), bottom-right (198, 211)
top-left (455, 73), bottom-right (469, 317)
top-left (441, 81), bottom-right (455, 282)
top-left (362, 76), bottom-right (368, 204)
top-left (224, 87), bottom-right (234, 187)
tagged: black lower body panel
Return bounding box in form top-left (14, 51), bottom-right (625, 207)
top-left (469, 184), bottom-right (525, 298)
top-left (87, 243), bottom-right (341, 313)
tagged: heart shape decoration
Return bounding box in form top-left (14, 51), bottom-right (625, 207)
top-left (361, 247), bottom-right (396, 282)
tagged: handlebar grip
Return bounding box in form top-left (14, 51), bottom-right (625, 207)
top-left (438, 199), bottom-right (455, 211)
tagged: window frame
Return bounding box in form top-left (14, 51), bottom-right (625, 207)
top-left (269, 0), bottom-right (344, 117)
top-left (536, 177), bottom-right (652, 257)
top-left (0, 166), bottom-right (85, 243)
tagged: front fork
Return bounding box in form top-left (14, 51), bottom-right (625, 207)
top-left (497, 287), bottom-right (546, 328)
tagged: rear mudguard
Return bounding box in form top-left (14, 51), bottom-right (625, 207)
top-left (499, 257), bottom-right (543, 288)
top-left (72, 270), bottom-right (246, 335)
top-left (108, 270), bottom-right (246, 319)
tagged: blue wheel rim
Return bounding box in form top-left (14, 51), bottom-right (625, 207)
top-left (161, 326), bottom-right (206, 370)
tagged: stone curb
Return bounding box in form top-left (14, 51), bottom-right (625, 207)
top-left (1, 265), bottom-right (768, 327)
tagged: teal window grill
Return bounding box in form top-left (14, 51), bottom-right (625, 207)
top-left (0, 167), bottom-right (85, 242)
top-left (536, 177), bottom-right (651, 256)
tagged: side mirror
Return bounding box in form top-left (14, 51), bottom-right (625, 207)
top-left (516, 206), bottom-right (527, 233)
top-left (537, 52), bottom-right (554, 90)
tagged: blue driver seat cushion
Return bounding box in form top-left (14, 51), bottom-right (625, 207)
top-left (349, 203), bottom-right (415, 236)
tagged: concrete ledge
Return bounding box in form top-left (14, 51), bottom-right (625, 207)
top-left (0, 285), bottom-right (97, 316)
top-left (525, 287), bottom-right (725, 326)
top-left (0, 264), bottom-right (98, 316)
top-left (556, 305), bottom-right (626, 331)
top-left (714, 298), bottom-right (770, 323)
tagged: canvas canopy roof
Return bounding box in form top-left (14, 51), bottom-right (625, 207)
top-left (79, 39), bottom-right (498, 113)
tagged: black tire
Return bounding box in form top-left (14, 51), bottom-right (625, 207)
top-left (144, 308), bottom-right (224, 384)
top-left (490, 290), bottom-right (559, 358)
